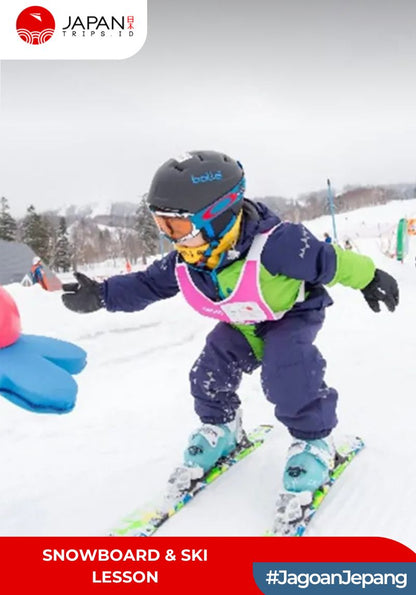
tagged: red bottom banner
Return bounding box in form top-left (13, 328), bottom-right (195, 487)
top-left (0, 537), bottom-right (414, 594)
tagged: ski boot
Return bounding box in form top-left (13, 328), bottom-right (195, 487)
top-left (164, 410), bottom-right (244, 504)
top-left (184, 409), bottom-right (244, 475)
top-left (283, 436), bottom-right (335, 493)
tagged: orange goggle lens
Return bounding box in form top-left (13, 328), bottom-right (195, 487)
top-left (152, 214), bottom-right (195, 241)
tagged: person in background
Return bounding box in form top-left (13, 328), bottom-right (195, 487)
top-left (30, 257), bottom-right (49, 290)
top-left (323, 232), bottom-right (332, 244)
top-left (344, 239), bottom-right (353, 250)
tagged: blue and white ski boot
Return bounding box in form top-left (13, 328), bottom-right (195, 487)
top-left (165, 410), bottom-right (244, 504)
top-left (184, 409), bottom-right (244, 474)
top-left (283, 436), bottom-right (335, 493)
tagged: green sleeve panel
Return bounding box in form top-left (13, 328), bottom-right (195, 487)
top-left (327, 244), bottom-right (376, 290)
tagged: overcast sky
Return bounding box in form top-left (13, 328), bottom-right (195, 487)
top-left (1, 0), bottom-right (416, 216)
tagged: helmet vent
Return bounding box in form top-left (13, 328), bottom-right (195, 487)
top-left (173, 164), bottom-right (184, 172)
top-left (223, 155), bottom-right (229, 162)
top-left (196, 154), bottom-right (205, 161)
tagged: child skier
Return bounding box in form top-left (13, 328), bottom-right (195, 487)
top-left (61, 150), bottom-right (399, 496)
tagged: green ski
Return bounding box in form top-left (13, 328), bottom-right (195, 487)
top-left (109, 424), bottom-right (273, 537)
top-left (267, 435), bottom-right (365, 537)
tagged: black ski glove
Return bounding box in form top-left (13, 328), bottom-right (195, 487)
top-left (61, 272), bottom-right (104, 313)
top-left (361, 269), bottom-right (399, 313)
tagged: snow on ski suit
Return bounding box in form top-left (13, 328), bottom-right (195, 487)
top-left (101, 200), bottom-right (375, 440)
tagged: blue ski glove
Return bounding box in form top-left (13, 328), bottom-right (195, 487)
top-left (0, 285), bottom-right (87, 413)
top-left (0, 335), bottom-right (87, 413)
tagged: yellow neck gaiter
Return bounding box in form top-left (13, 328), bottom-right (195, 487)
top-left (175, 211), bottom-right (243, 270)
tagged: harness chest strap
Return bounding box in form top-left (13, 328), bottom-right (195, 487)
top-left (176, 224), bottom-right (305, 324)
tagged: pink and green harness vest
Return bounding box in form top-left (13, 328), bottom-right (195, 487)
top-left (175, 226), bottom-right (305, 326)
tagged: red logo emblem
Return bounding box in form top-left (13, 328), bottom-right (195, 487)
top-left (16, 6), bottom-right (55, 45)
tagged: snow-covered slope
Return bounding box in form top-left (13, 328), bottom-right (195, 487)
top-left (0, 201), bottom-right (415, 550)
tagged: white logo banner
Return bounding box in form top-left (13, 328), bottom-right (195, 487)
top-left (0, 0), bottom-right (147, 59)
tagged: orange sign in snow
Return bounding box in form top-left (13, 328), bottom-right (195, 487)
top-left (407, 218), bottom-right (416, 235)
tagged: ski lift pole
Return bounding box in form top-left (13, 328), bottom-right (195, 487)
top-left (326, 178), bottom-right (338, 244)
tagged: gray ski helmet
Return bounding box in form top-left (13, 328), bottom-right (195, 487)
top-left (147, 150), bottom-right (244, 215)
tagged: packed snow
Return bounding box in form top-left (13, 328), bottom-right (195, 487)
top-left (0, 200), bottom-right (415, 550)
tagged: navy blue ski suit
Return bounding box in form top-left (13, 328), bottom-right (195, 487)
top-left (101, 201), bottom-right (341, 440)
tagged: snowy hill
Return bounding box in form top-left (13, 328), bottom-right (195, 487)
top-left (0, 201), bottom-right (415, 550)
top-left (56, 201), bottom-right (138, 221)
top-left (308, 198), bottom-right (416, 243)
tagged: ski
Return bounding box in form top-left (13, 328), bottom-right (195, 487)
top-left (266, 436), bottom-right (365, 537)
top-left (109, 423), bottom-right (273, 537)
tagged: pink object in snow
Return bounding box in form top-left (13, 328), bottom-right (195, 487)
top-left (0, 286), bottom-right (21, 348)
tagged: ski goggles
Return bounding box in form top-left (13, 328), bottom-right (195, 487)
top-left (150, 178), bottom-right (246, 243)
top-left (151, 211), bottom-right (199, 243)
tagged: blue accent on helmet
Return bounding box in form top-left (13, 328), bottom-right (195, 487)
top-left (190, 177), bottom-right (245, 231)
top-left (191, 170), bottom-right (223, 184)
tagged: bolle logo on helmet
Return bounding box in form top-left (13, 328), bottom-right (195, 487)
top-left (191, 171), bottom-right (223, 184)
top-left (16, 6), bottom-right (55, 45)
